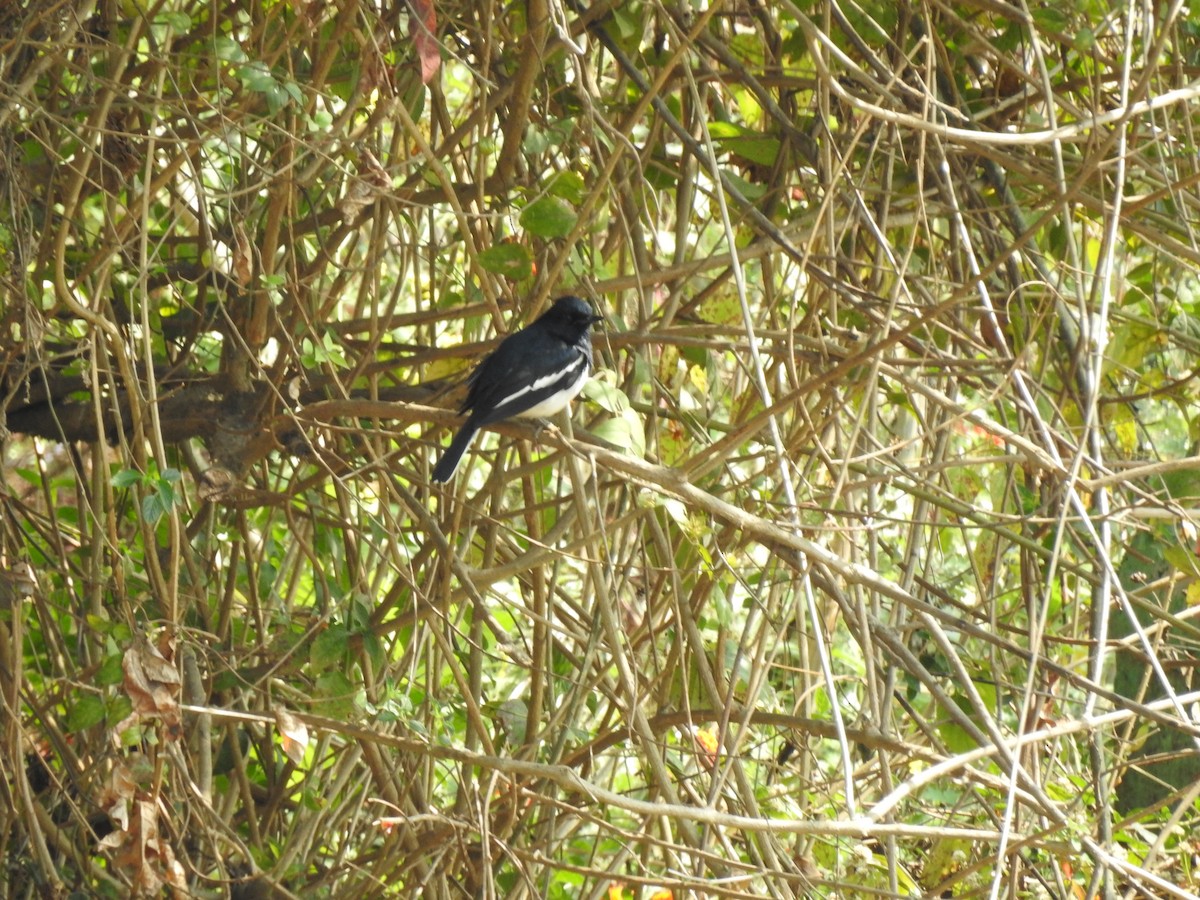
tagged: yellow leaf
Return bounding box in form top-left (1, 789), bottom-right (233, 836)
top-left (1107, 405), bottom-right (1138, 458)
top-left (1186, 581), bottom-right (1200, 608)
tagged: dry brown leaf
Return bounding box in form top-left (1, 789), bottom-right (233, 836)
top-left (232, 223), bottom-right (253, 286)
top-left (275, 708), bottom-right (309, 766)
top-left (116, 635), bottom-right (182, 738)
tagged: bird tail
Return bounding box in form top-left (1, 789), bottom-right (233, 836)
top-left (431, 423), bottom-right (479, 483)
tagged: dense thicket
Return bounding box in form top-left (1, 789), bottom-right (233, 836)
top-left (3, 1), bottom-right (1200, 896)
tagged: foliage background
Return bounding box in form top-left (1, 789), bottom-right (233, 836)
top-left (3, 0), bottom-right (1200, 896)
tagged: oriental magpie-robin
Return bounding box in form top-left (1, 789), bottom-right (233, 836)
top-left (431, 295), bottom-right (603, 483)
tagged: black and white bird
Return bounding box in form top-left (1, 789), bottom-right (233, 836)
top-left (431, 295), bottom-right (603, 483)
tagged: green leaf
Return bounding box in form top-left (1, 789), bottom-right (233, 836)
top-left (520, 197), bottom-right (577, 239)
top-left (708, 122), bottom-right (780, 166)
top-left (12, 468), bottom-right (38, 487)
top-left (362, 632), bottom-right (386, 674)
top-left (310, 624), bottom-right (350, 673)
top-left (708, 121), bottom-right (744, 139)
top-left (697, 294), bottom-right (741, 325)
top-left (1032, 6), bottom-right (1069, 31)
top-left (478, 243), bottom-right (534, 279)
top-left (496, 698), bottom-right (528, 745)
top-left (723, 136), bottom-right (780, 166)
top-left (582, 375), bottom-right (629, 415)
top-left (719, 169), bottom-right (767, 202)
top-left (159, 11), bottom-right (191, 30)
top-left (592, 411), bottom-right (645, 458)
top-left (994, 21), bottom-right (1024, 52)
top-left (112, 469), bottom-right (143, 489)
top-left (302, 333), bottom-right (350, 369)
top-left (141, 493), bottom-right (165, 524)
top-left (611, 5), bottom-right (640, 39)
top-left (215, 35), bottom-right (247, 64)
top-left (548, 172), bottom-right (587, 205)
top-left (110, 697), bottom-right (134, 737)
top-left (238, 61), bottom-right (276, 93)
top-left (155, 479), bottom-right (177, 509)
top-left (1163, 544), bottom-right (1200, 578)
top-left (67, 695), bottom-right (107, 732)
top-left (315, 671), bottom-right (360, 720)
top-left (264, 83), bottom-right (291, 114)
top-left (937, 722), bottom-right (978, 754)
top-left (97, 653), bottom-right (124, 686)
top-left (522, 119), bottom-right (575, 154)
top-left (729, 33), bottom-right (765, 67)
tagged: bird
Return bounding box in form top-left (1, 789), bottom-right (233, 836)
top-left (431, 295), bottom-right (603, 483)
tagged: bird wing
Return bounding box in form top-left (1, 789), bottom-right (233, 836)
top-left (463, 337), bottom-right (587, 427)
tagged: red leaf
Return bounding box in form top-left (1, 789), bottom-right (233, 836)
top-left (410, 0), bottom-right (440, 84)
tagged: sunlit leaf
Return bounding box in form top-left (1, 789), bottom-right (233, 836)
top-left (520, 197), bottom-right (577, 238)
top-left (479, 243), bottom-right (534, 279)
